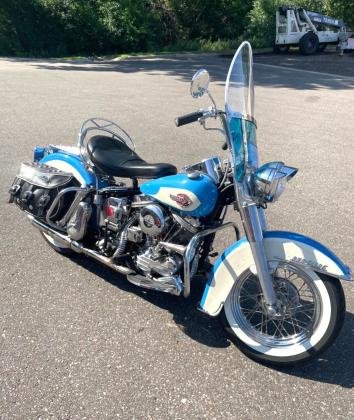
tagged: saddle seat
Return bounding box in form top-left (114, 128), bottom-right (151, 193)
top-left (86, 135), bottom-right (177, 179)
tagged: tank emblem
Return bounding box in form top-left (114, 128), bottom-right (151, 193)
top-left (169, 193), bottom-right (192, 208)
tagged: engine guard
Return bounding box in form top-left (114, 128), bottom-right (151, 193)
top-left (199, 230), bottom-right (352, 317)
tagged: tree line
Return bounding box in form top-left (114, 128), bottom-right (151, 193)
top-left (0, 0), bottom-right (353, 57)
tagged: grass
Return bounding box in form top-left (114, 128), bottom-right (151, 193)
top-left (99, 39), bottom-right (272, 61)
top-left (2, 38), bottom-right (273, 61)
top-left (54, 39), bottom-right (245, 61)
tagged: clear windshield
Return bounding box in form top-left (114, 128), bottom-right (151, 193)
top-left (225, 41), bottom-right (258, 182)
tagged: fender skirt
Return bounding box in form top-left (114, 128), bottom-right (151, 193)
top-left (199, 231), bottom-right (352, 317)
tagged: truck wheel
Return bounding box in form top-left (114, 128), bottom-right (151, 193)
top-left (274, 44), bottom-right (290, 53)
top-left (317, 43), bottom-right (327, 52)
top-left (299, 32), bottom-right (319, 55)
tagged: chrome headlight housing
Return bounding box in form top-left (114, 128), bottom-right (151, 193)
top-left (253, 161), bottom-right (298, 203)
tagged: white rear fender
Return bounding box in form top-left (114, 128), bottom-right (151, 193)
top-left (199, 231), bottom-right (352, 317)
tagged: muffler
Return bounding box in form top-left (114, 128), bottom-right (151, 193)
top-left (29, 215), bottom-right (134, 276)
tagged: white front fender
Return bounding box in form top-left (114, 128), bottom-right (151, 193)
top-left (199, 231), bottom-right (352, 317)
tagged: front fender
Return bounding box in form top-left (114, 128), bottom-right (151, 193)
top-left (199, 230), bottom-right (352, 317)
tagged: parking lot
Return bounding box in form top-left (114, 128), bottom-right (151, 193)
top-left (0, 50), bottom-right (353, 418)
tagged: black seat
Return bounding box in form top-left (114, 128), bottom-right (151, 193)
top-left (86, 136), bottom-right (177, 179)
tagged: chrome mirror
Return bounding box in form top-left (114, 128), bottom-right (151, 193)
top-left (190, 69), bottom-right (210, 98)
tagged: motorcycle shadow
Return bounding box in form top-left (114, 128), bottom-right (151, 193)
top-left (69, 254), bottom-right (354, 387)
top-left (279, 311), bottom-right (354, 388)
top-left (69, 253), bottom-right (230, 349)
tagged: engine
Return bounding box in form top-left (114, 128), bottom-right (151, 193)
top-left (134, 202), bottom-right (199, 279)
top-left (99, 193), bottom-right (199, 281)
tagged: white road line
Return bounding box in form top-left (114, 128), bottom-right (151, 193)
top-left (254, 62), bottom-right (354, 81)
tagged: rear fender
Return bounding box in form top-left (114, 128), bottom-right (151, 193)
top-left (200, 231), bottom-right (352, 317)
top-left (40, 152), bottom-right (105, 187)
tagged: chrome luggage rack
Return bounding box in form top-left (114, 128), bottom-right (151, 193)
top-left (77, 117), bottom-right (136, 167)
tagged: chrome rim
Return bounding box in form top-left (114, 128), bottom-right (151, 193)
top-left (228, 262), bottom-right (322, 348)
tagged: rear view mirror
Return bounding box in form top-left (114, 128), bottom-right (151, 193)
top-left (190, 69), bottom-right (210, 98)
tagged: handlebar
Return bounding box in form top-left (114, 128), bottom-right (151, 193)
top-left (175, 111), bottom-right (204, 127)
top-left (175, 108), bottom-right (229, 150)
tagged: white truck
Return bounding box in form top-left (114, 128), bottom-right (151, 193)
top-left (275, 6), bottom-right (352, 54)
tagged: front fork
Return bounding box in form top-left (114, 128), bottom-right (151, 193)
top-left (218, 112), bottom-right (277, 314)
top-left (240, 204), bottom-right (278, 315)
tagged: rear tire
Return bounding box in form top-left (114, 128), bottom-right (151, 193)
top-left (299, 32), bottom-right (319, 55)
top-left (222, 262), bottom-right (345, 366)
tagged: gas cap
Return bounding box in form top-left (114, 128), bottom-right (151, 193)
top-left (187, 171), bottom-right (201, 179)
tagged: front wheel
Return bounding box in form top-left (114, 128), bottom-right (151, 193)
top-left (222, 261), bottom-right (345, 366)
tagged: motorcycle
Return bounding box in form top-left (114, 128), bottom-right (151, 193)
top-left (9, 42), bottom-right (351, 366)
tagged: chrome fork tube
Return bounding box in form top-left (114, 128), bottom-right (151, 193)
top-left (240, 204), bottom-right (277, 312)
top-left (219, 111), bottom-right (275, 311)
top-left (257, 207), bottom-right (268, 231)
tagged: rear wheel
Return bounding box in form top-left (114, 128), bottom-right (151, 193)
top-left (299, 32), bottom-right (319, 55)
top-left (222, 261), bottom-right (345, 366)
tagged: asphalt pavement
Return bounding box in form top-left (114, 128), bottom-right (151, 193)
top-left (0, 51), bottom-right (353, 419)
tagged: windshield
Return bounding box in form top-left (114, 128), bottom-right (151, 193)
top-left (225, 41), bottom-right (258, 182)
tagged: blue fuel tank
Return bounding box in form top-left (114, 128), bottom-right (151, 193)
top-left (140, 173), bottom-right (218, 217)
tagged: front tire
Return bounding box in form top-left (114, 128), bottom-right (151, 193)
top-left (222, 262), bottom-right (345, 366)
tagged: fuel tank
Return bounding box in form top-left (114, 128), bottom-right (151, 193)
top-left (140, 173), bottom-right (218, 217)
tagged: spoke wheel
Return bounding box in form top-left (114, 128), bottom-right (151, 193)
top-left (222, 261), bottom-right (345, 366)
top-left (233, 262), bottom-right (320, 347)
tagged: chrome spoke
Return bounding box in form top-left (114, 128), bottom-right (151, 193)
top-left (229, 262), bottom-right (321, 348)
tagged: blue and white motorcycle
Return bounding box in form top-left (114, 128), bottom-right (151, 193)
top-left (9, 42), bottom-right (351, 365)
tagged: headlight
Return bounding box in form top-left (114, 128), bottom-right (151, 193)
top-left (253, 161), bottom-right (298, 203)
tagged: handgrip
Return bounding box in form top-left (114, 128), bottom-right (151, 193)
top-left (175, 111), bottom-right (204, 127)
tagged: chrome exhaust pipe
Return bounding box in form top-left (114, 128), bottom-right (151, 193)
top-left (29, 215), bottom-right (134, 276)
